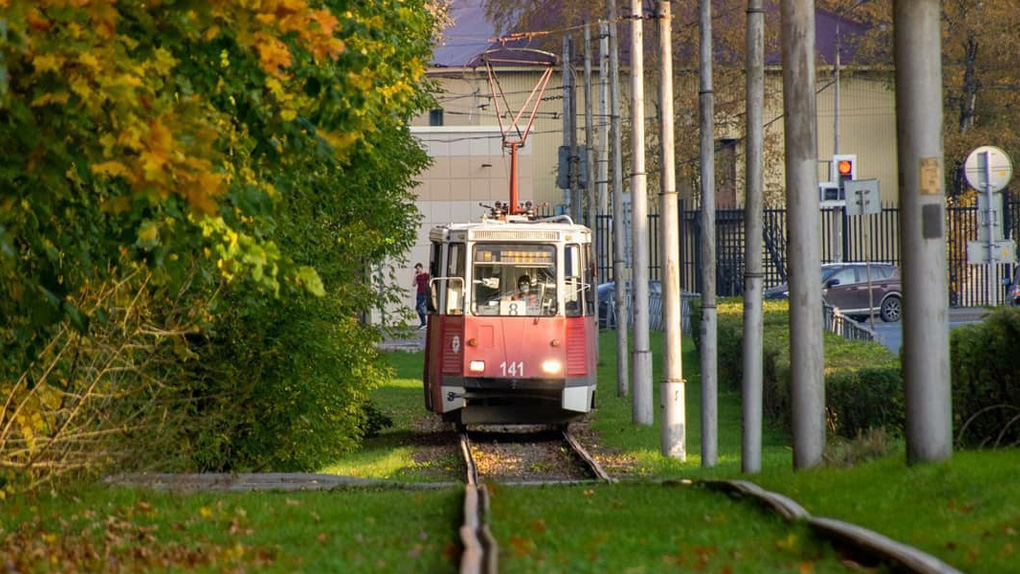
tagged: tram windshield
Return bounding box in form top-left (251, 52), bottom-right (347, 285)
top-left (472, 244), bottom-right (557, 316)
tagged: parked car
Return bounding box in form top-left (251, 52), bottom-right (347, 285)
top-left (596, 280), bottom-right (661, 328)
top-left (764, 262), bottom-right (902, 322)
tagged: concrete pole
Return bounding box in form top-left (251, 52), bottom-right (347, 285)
top-left (599, 22), bottom-right (610, 218)
top-left (894, 0), bottom-right (952, 464)
top-left (658, 0), bottom-right (685, 460)
top-left (609, 0), bottom-right (630, 398)
top-left (563, 36), bottom-right (574, 217)
top-left (699, 0), bottom-right (718, 465)
top-left (567, 37), bottom-right (582, 223)
top-left (833, 18), bottom-right (841, 157)
top-left (781, 0), bottom-right (825, 470)
top-left (630, 0), bottom-right (653, 426)
top-left (742, 0), bottom-right (765, 474)
top-left (585, 22), bottom-right (599, 358)
top-left (833, 16), bottom-right (843, 264)
top-left (585, 22), bottom-right (596, 230)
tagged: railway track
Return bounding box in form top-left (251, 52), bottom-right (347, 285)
top-left (453, 425), bottom-right (962, 574)
top-left (456, 427), bottom-right (612, 574)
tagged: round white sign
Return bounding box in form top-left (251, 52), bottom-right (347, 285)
top-left (964, 146), bottom-right (1013, 192)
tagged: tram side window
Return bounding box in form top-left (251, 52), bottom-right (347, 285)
top-left (565, 244), bottom-right (587, 317)
top-left (584, 243), bottom-right (595, 315)
top-left (445, 243), bottom-right (466, 315)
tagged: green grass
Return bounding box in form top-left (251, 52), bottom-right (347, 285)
top-left (4, 328), bottom-right (1016, 573)
top-left (752, 450), bottom-right (1020, 573)
top-left (1, 487), bottom-right (461, 573)
top-left (591, 330), bottom-right (792, 477)
top-left (490, 483), bottom-right (890, 573)
top-left (591, 328), bottom-right (1020, 574)
top-left (320, 350), bottom-right (460, 482)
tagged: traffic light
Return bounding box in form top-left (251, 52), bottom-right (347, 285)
top-left (832, 154), bottom-right (857, 197)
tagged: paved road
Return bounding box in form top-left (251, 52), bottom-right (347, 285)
top-left (872, 307), bottom-right (989, 354)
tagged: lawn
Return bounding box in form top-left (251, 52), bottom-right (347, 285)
top-left (1, 487), bottom-right (460, 573)
top-left (339, 329), bottom-right (1018, 574)
top-left (3, 328), bottom-right (1016, 573)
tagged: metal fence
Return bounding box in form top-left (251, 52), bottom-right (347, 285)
top-left (823, 302), bottom-right (877, 341)
top-left (601, 287), bottom-right (700, 333)
top-left (593, 198), bottom-right (1020, 308)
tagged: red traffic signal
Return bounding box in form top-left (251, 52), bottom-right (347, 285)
top-left (837, 159), bottom-right (854, 176)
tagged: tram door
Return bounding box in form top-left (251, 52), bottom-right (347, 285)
top-left (423, 241), bottom-right (466, 412)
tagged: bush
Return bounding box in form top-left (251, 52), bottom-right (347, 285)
top-left (951, 307), bottom-right (1020, 447)
top-left (705, 299), bottom-right (902, 440)
top-left (177, 291), bottom-right (390, 472)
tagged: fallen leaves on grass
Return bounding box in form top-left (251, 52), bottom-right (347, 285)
top-left (0, 501), bottom-right (277, 573)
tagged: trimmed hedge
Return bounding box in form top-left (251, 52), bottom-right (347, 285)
top-left (950, 307), bottom-right (1020, 447)
top-left (692, 298), bottom-right (903, 439)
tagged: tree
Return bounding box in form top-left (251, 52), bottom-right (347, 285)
top-left (1, 0), bottom-right (442, 484)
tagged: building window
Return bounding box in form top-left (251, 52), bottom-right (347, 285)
top-left (429, 108), bottom-right (444, 126)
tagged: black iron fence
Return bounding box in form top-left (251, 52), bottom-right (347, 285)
top-left (593, 198), bottom-right (1020, 307)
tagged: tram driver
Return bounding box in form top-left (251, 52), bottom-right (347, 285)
top-left (501, 274), bottom-right (541, 316)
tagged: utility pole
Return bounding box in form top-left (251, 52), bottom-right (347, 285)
top-left (599, 22), bottom-right (610, 218)
top-left (564, 36), bottom-right (581, 222)
top-left (630, 0), bottom-right (653, 426)
top-left (742, 0), bottom-right (765, 474)
top-left (584, 22), bottom-right (598, 357)
top-left (894, 0), bottom-right (951, 464)
top-left (585, 22), bottom-right (596, 231)
top-left (658, 0), bottom-right (684, 460)
top-left (699, 0), bottom-right (718, 466)
top-left (609, 0), bottom-right (630, 398)
top-left (782, 0), bottom-right (825, 470)
top-left (567, 35), bottom-right (583, 220)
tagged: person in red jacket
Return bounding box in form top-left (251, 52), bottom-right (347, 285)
top-left (412, 263), bottom-right (429, 330)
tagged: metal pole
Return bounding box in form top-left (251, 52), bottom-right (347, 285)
top-left (742, 0), bottom-right (765, 474)
top-left (782, 0), bottom-right (825, 470)
top-left (894, 0), bottom-right (951, 464)
top-left (984, 151), bottom-right (996, 305)
top-left (630, 0), bottom-right (653, 426)
top-left (609, 0), bottom-right (630, 398)
top-left (563, 37), bottom-right (575, 218)
top-left (658, 0), bottom-right (684, 460)
top-left (866, 216), bottom-right (875, 331)
top-left (698, 0), bottom-right (718, 463)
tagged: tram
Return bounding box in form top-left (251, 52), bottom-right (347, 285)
top-left (422, 202), bottom-right (598, 425)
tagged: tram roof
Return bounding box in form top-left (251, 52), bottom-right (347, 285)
top-left (429, 216), bottom-right (591, 243)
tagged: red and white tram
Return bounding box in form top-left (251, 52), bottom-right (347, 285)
top-left (422, 204), bottom-right (598, 425)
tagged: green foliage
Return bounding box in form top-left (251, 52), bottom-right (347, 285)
top-left (1, 0), bottom-right (442, 486)
top-left (178, 295), bottom-right (391, 472)
top-left (701, 299), bottom-right (903, 440)
top-left (950, 307), bottom-right (1020, 447)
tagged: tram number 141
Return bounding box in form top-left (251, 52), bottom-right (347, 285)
top-left (500, 361), bottom-right (525, 377)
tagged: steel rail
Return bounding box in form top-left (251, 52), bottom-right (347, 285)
top-left (458, 433), bottom-right (497, 574)
top-left (562, 429), bottom-right (615, 483)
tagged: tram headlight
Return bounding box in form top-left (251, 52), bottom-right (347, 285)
top-left (541, 359), bottom-right (563, 375)
top-left (469, 360), bottom-right (485, 373)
